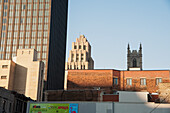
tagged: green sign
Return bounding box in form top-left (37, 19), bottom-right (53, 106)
top-left (29, 103), bottom-right (78, 113)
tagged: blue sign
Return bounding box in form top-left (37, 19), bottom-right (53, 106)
top-left (69, 104), bottom-right (78, 113)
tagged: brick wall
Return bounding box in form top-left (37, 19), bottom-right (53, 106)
top-left (67, 70), bottom-right (119, 90)
top-left (45, 90), bottom-right (101, 101)
top-left (66, 70), bottom-right (170, 93)
top-left (103, 95), bottom-right (119, 102)
top-left (121, 70), bottom-right (170, 93)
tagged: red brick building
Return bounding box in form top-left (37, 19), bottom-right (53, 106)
top-left (66, 69), bottom-right (170, 93)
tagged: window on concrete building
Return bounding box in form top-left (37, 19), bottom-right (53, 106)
top-left (113, 78), bottom-right (118, 85)
top-left (2, 65), bottom-right (8, 69)
top-left (140, 78), bottom-right (146, 85)
top-left (74, 45), bottom-right (77, 49)
top-left (79, 45), bottom-right (81, 49)
top-left (76, 54), bottom-right (79, 61)
top-left (71, 54), bottom-right (74, 62)
top-left (156, 78), bottom-right (162, 85)
top-left (83, 45), bottom-right (86, 50)
top-left (126, 78), bottom-right (132, 86)
top-left (1, 76), bottom-right (7, 79)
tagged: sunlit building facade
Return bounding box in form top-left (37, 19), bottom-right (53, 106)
top-left (0, 0), bottom-right (68, 90)
top-left (65, 35), bottom-right (94, 70)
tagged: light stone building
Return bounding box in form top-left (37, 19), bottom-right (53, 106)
top-left (65, 35), bottom-right (94, 70)
top-left (0, 49), bottom-right (44, 101)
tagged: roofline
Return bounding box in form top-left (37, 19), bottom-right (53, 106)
top-left (67, 69), bottom-right (170, 71)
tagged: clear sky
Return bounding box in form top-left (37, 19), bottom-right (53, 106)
top-left (66, 0), bottom-right (170, 70)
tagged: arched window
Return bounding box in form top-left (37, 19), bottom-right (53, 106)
top-left (133, 58), bottom-right (137, 67)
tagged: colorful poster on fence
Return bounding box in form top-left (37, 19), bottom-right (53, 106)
top-left (69, 104), bottom-right (78, 113)
top-left (29, 103), bottom-right (78, 113)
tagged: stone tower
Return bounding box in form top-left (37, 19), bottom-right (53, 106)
top-left (127, 43), bottom-right (142, 71)
top-left (65, 35), bottom-right (94, 70)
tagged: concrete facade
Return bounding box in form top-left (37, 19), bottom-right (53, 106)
top-left (65, 35), bottom-right (94, 70)
top-left (0, 60), bottom-right (15, 90)
top-left (0, 49), bottom-right (44, 101)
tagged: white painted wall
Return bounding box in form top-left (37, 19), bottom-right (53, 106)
top-left (114, 102), bottom-right (170, 113)
top-left (96, 102), bottom-right (113, 113)
top-left (119, 91), bottom-right (149, 102)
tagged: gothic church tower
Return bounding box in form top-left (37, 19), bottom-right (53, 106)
top-left (127, 44), bottom-right (142, 70)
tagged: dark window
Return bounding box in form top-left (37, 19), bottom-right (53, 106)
top-left (3, 12), bottom-right (7, 16)
top-left (2, 25), bottom-right (6, 31)
top-left (3, 19), bottom-right (6, 23)
top-left (71, 54), bottom-right (74, 61)
top-left (74, 46), bottom-right (77, 49)
top-left (1, 76), bottom-right (7, 79)
top-left (133, 58), bottom-right (137, 67)
top-left (23, 5), bottom-right (26, 9)
top-left (2, 100), bottom-right (6, 111)
top-left (20, 18), bottom-right (23, 24)
top-left (79, 45), bottom-right (81, 49)
top-left (9, 103), bottom-right (11, 112)
top-left (4, 5), bottom-right (8, 9)
top-left (113, 78), bottom-right (118, 85)
top-left (2, 65), bottom-right (8, 68)
top-left (4, 0), bottom-right (8, 2)
top-left (83, 45), bottom-right (86, 50)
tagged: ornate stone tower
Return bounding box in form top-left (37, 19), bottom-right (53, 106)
top-left (127, 43), bottom-right (142, 71)
top-left (65, 35), bottom-right (94, 70)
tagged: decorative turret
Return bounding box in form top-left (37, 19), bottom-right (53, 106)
top-left (139, 43), bottom-right (142, 55)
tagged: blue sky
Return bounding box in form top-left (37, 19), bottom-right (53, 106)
top-left (66, 0), bottom-right (170, 70)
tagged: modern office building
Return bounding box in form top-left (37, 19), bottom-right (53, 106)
top-left (0, 0), bottom-right (68, 90)
top-left (0, 49), bottom-right (44, 101)
top-left (65, 35), bottom-right (94, 70)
